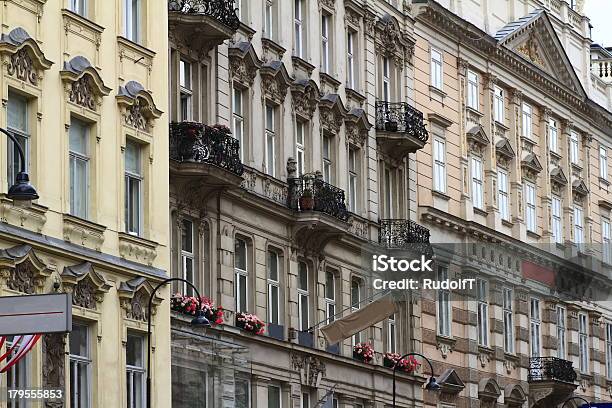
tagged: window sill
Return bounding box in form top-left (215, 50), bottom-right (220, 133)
top-left (320, 71), bottom-right (341, 91)
top-left (527, 231), bottom-right (541, 239)
top-left (520, 135), bottom-right (538, 147)
top-left (116, 36), bottom-right (156, 58)
top-left (118, 232), bottom-right (158, 266)
top-left (291, 55), bottom-right (315, 77)
top-left (504, 352), bottom-right (519, 362)
top-left (501, 219), bottom-right (514, 228)
top-left (494, 121), bottom-right (509, 132)
top-left (260, 37), bottom-right (286, 59)
top-left (345, 87), bottom-right (367, 105)
top-left (599, 177), bottom-right (610, 186)
top-left (466, 106), bottom-right (483, 118)
top-left (432, 190), bottom-right (451, 200)
top-left (62, 9), bottom-right (104, 34)
top-left (550, 150), bottom-right (562, 160)
top-left (474, 207), bottom-right (488, 217)
top-left (63, 214), bottom-right (107, 252)
top-left (571, 162), bottom-right (583, 172)
top-left (429, 85), bottom-right (447, 99)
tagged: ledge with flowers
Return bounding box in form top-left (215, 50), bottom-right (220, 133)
top-left (352, 342), bottom-right (422, 374)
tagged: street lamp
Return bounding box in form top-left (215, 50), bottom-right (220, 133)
top-left (393, 352), bottom-right (440, 407)
top-left (561, 396), bottom-right (592, 408)
top-left (0, 128), bottom-right (38, 203)
top-left (146, 277), bottom-right (210, 408)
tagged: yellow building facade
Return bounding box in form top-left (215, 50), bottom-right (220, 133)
top-left (0, 0), bottom-right (170, 407)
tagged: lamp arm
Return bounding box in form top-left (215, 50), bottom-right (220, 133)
top-left (146, 277), bottom-right (203, 408)
top-left (0, 128), bottom-right (26, 173)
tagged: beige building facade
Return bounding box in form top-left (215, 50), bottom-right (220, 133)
top-left (0, 0), bottom-right (171, 407)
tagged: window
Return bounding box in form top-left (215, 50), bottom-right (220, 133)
top-left (384, 167), bottom-right (393, 218)
top-left (7, 92), bottom-right (28, 189)
top-left (70, 323), bottom-right (91, 408)
top-left (6, 336), bottom-right (28, 408)
top-left (530, 298), bottom-right (541, 357)
top-left (574, 206), bottom-right (584, 244)
top-left (301, 393), bottom-right (309, 408)
top-left (181, 219), bottom-right (195, 296)
top-left (477, 280), bottom-right (488, 346)
top-left (430, 48), bottom-right (443, 89)
top-left (388, 314), bottom-right (396, 353)
top-left (297, 262), bottom-right (309, 331)
top-left (503, 288), bottom-right (513, 353)
top-left (233, 88), bottom-right (244, 160)
top-left (268, 385), bottom-right (281, 408)
top-left (601, 146), bottom-right (608, 179)
top-left (296, 120), bottom-right (305, 176)
top-left (267, 250), bottom-right (280, 325)
top-left (433, 139), bottom-right (446, 193)
top-left (294, 0), bottom-right (304, 57)
top-left (265, 105), bottom-right (276, 177)
top-left (125, 141), bottom-right (143, 236)
top-left (321, 14), bottom-right (330, 73)
top-left (557, 306), bottom-right (566, 360)
top-left (604, 218), bottom-right (611, 264)
top-left (351, 279), bottom-right (361, 345)
top-left (235, 238), bottom-right (248, 313)
top-left (179, 60), bottom-right (192, 121)
top-left (126, 333), bottom-right (145, 408)
top-left (348, 148), bottom-right (358, 212)
top-left (524, 182), bottom-right (536, 233)
top-left (235, 375), bottom-right (250, 408)
top-left (322, 135), bottom-right (332, 183)
top-left (522, 103), bottom-right (532, 138)
top-left (123, 0), bottom-right (141, 43)
top-left (494, 86), bottom-right (504, 123)
top-left (70, 0), bottom-right (87, 16)
top-left (264, 0), bottom-right (274, 39)
top-left (607, 323), bottom-right (612, 379)
top-left (437, 266), bottom-right (451, 336)
top-left (471, 157), bottom-right (483, 210)
top-left (467, 70), bottom-right (479, 110)
top-left (579, 313), bottom-right (589, 373)
top-left (549, 118), bottom-right (558, 153)
top-left (552, 196), bottom-right (562, 244)
top-left (324, 271), bottom-right (335, 323)
top-left (382, 57), bottom-right (391, 101)
top-left (69, 118), bottom-right (90, 219)
top-left (570, 131), bottom-right (579, 164)
top-left (498, 169), bottom-right (509, 221)
top-left (347, 31), bottom-right (355, 89)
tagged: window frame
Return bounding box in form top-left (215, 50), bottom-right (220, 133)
top-left (524, 182), bottom-right (536, 233)
top-left (552, 196), bottom-right (563, 244)
top-left (579, 313), bottom-right (589, 373)
top-left (126, 332), bottom-right (146, 408)
top-left (123, 0), bottom-right (141, 44)
top-left (180, 218), bottom-right (196, 296)
top-left (382, 57), bottom-right (391, 102)
top-left (69, 117), bottom-right (91, 220)
top-left (530, 298), bottom-right (541, 358)
top-left (294, 0), bottom-right (304, 58)
top-left (437, 266), bottom-right (451, 337)
top-left (350, 278), bottom-right (362, 345)
top-left (606, 323), bottom-right (612, 379)
top-left (347, 147), bottom-right (358, 213)
top-left (295, 119), bottom-right (306, 176)
top-left (267, 250), bottom-right (280, 325)
top-left (549, 118), bottom-right (558, 153)
top-left (7, 91), bottom-right (30, 190)
top-left (265, 105), bottom-right (276, 177)
top-left (321, 13), bottom-right (330, 73)
top-left (322, 134), bottom-right (333, 183)
top-left (125, 140), bottom-right (143, 236)
top-left (498, 169), bottom-right (510, 221)
top-left (264, 0), bottom-right (274, 39)
top-left (387, 313), bottom-right (396, 353)
top-left (467, 70), bottom-right (479, 110)
top-left (433, 138), bottom-right (446, 194)
top-left (471, 156), bottom-right (484, 210)
top-left (503, 288), bottom-right (514, 353)
top-left (69, 322), bottom-right (92, 408)
top-left (570, 131), bottom-right (580, 164)
top-left (232, 87), bottom-right (245, 161)
top-left (234, 238), bottom-right (249, 313)
top-left (493, 86), bottom-right (504, 123)
top-left (601, 145), bottom-right (608, 180)
top-left (430, 48), bottom-right (443, 89)
top-left (574, 205), bottom-right (584, 244)
top-left (324, 271), bottom-right (336, 324)
top-left (477, 279), bottom-right (489, 347)
top-left (522, 102), bottom-right (532, 139)
top-left (603, 217), bottom-right (611, 264)
top-left (297, 261), bottom-right (309, 331)
top-left (557, 305), bottom-right (566, 360)
top-left (347, 30), bottom-right (356, 89)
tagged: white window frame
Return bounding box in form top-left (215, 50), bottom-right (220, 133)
top-left (123, 0), bottom-right (141, 43)
top-left (179, 59), bottom-right (192, 121)
top-left (70, 323), bottom-right (92, 408)
top-left (126, 333), bottom-right (146, 408)
top-left (493, 86), bottom-right (504, 123)
top-left (321, 14), bottom-right (330, 73)
top-left (232, 88), bottom-right (244, 161)
top-left (557, 306), bottom-right (566, 360)
top-left (430, 48), bottom-right (443, 89)
top-left (477, 279), bottom-right (489, 347)
top-left (498, 169), bottom-right (509, 221)
top-left (570, 131), bottom-right (580, 164)
top-left (6, 336), bottom-right (29, 408)
top-left (549, 118), bottom-right (558, 153)
top-left (69, 118), bottom-right (90, 220)
top-left (522, 102), bottom-right (532, 139)
top-left (296, 120), bottom-right (305, 176)
top-left (437, 266), bottom-right (451, 337)
top-left (347, 30), bottom-right (355, 89)
top-left (530, 298), bottom-right (541, 357)
top-left (70, 0), bottom-right (87, 16)
top-left (384, 167), bottom-right (393, 218)
top-left (294, 0), bottom-right (304, 58)
top-left (382, 57), bottom-right (391, 101)
top-left (297, 262), bottom-right (309, 331)
top-left (268, 384), bottom-right (282, 408)
top-left (574, 205), bottom-right (584, 244)
top-left (180, 219), bottom-right (195, 296)
top-left (433, 138), bottom-right (446, 193)
top-left (265, 105), bottom-right (276, 177)
top-left (351, 279), bottom-right (361, 345)
top-left (235, 238), bottom-right (249, 313)
top-left (467, 70), bottom-right (479, 110)
top-left (601, 146), bottom-right (608, 180)
top-left (525, 182), bottom-right (536, 233)
top-left (606, 323), bottom-right (612, 379)
top-left (387, 313), bottom-right (396, 353)
top-left (503, 288), bottom-right (514, 353)
top-left (471, 157), bottom-right (484, 210)
top-left (579, 313), bottom-right (589, 373)
top-left (604, 218), bottom-right (611, 264)
top-left (125, 141), bottom-right (143, 236)
top-left (322, 135), bottom-right (332, 183)
top-left (7, 92), bottom-right (29, 190)
top-left (324, 271), bottom-right (336, 324)
top-left (348, 147), bottom-right (358, 212)
top-left (264, 0), bottom-right (274, 39)
top-left (552, 196), bottom-right (563, 244)
top-left (267, 250), bottom-right (280, 325)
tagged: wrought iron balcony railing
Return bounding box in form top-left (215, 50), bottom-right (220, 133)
top-left (375, 101), bottom-right (429, 143)
top-left (379, 219), bottom-right (432, 255)
top-left (168, 0), bottom-right (240, 30)
top-left (287, 174), bottom-right (349, 222)
top-left (528, 357), bottom-right (577, 383)
top-left (169, 121), bottom-right (244, 176)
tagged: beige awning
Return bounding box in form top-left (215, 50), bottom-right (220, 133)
top-left (320, 294), bottom-right (398, 344)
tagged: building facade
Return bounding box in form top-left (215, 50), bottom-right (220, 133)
top-left (0, 0), bottom-right (171, 407)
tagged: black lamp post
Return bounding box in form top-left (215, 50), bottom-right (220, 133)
top-left (146, 277), bottom-right (210, 408)
top-left (0, 128), bottom-right (38, 202)
top-left (392, 352), bottom-right (440, 407)
top-left (561, 396), bottom-right (592, 408)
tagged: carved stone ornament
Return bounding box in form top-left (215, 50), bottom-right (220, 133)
top-left (478, 378), bottom-right (501, 402)
top-left (0, 245), bottom-right (50, 294)
top-left (0, 28), bottom-right (53, 86)
top-left (290, 352), bottom-right (326, 387)
top-left (495, 138), bottom-right (515, 168)
top-left (521, 153), bottom-right (543, 180)
top-left (229, 41), bottom-right (262, 87)
top-left (319, 93), bottom-right (347, 134)
top-left (116, 80), bottom-right (163, 133)
top-left (43, 333), bottom-right (66, 408)
top-left (516, 35), bottom-right (545, 67)
top-left (291, 79), bottom-right (320, 119)
top-left (436, 368), bottom-right (466, 396)
top-left (118, 277), bottom-right (162, 321)
top-left (467, 125), bottom-right (490, 155)
top-left (260, 60), bottom-right (291, 105)
top-left (504, 383), bottom-right (527, 408)
top-left (60, 56), bottom-right (111, 111)
top-left (375, 14), bottom-right (414, 67)
top-left (344, 107), bottom-right (371, 146)
top-left (61, 262), bottom-right (111, 310)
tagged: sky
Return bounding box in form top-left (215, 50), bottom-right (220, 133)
top-left (584, 0), bottom-right (612, 46)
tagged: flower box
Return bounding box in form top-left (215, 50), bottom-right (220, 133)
top-left (171, 293), bottom-right (224, 324)
top-left (353, 342), bottom-right (374, 363)
top-left (236, 312), bottom-right (265, 335)
top-left (383, 352), bottom-right (421, 373)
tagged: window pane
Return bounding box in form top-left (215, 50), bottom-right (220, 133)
top-left (300, 295), bottom-right (309, 330)
top-left (126, 334), bottom-right (143, 367)
top-left (268, 386), bottom-right (281, 408)
top-left (270, 285), bottom-right (279, 324)
top-left (71, 157), bottom-right (88, 219)
top-left (268, 251), bottom-right (278, 281)
top-left (70, 119), bottom-right (89, 155)
top-left (70, 324), bottom-right (89, 357)
top-left (298, 262), bottom-right (308, 291)
top-left (180, 60), bottom-right (191, 89)
top-left (8, 93), bottom-right (27, 132)
top-left (125, 141), bottom-right (141, 175)
top-left (239, 274), bottom-right (247, 312)
top-left (325, 272), bottom-right (334, 299)
top-left (235, 377), bottom-right (249, 408)
top-left (235, 239), bottom-right (247, 271)
top-left (181, 219), bottom-right (193, 253)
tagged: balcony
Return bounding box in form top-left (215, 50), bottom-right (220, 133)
top-left (168, 0), bottom-right (240, 53)
top-left (169, 122), bottom-right (243, 194)
top-left (379, 219), bottom-right (433, 256)
top-left (287, 173), bottom-right (349, 252)
top-left (375, 101), bottom-right (429, 159)
top-left (528, 357), bottom-right (577, 407)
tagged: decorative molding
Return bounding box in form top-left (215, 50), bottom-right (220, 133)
top-left (344, 107), bottom-right (370, 146)
top-left (116, 80), bottom-right (162, 133)
top-left (495, 138), bottom-right (515, 168)
top-left (290, 352), bottom-right (326, 387)
top-left (61, 262), bottom-right (111, 309)
top-left (229, 41), bottom-right (262, 88)
top-left (521, 153), bottom-right (543, 180)
top-left (118, 277), bottom-right (162, 321)
top-left (42, 333), bottom-right (65, 408)
top-left (0, 245), bottom-right (50, 294)
top-left (260, 60), bottom-right (291, 105)
top-left (0, 27), bottom-right (53, 86)
top-left (62, 214), bottom-right (106, 252)
top-left (291, 79), bottom-right (320, 119)
top-left (118, 232), bottom-right (158, 266)
top-left (374, 14), bottom-right (414, 67)
top-left (60, 56), bottom-right (111, 111)
top-left (467, 125), bottom-right (490, 155)
top-left (319, 93), bottom-right (347, 134)
top-left (0, 196), bottom-right (47, 233)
